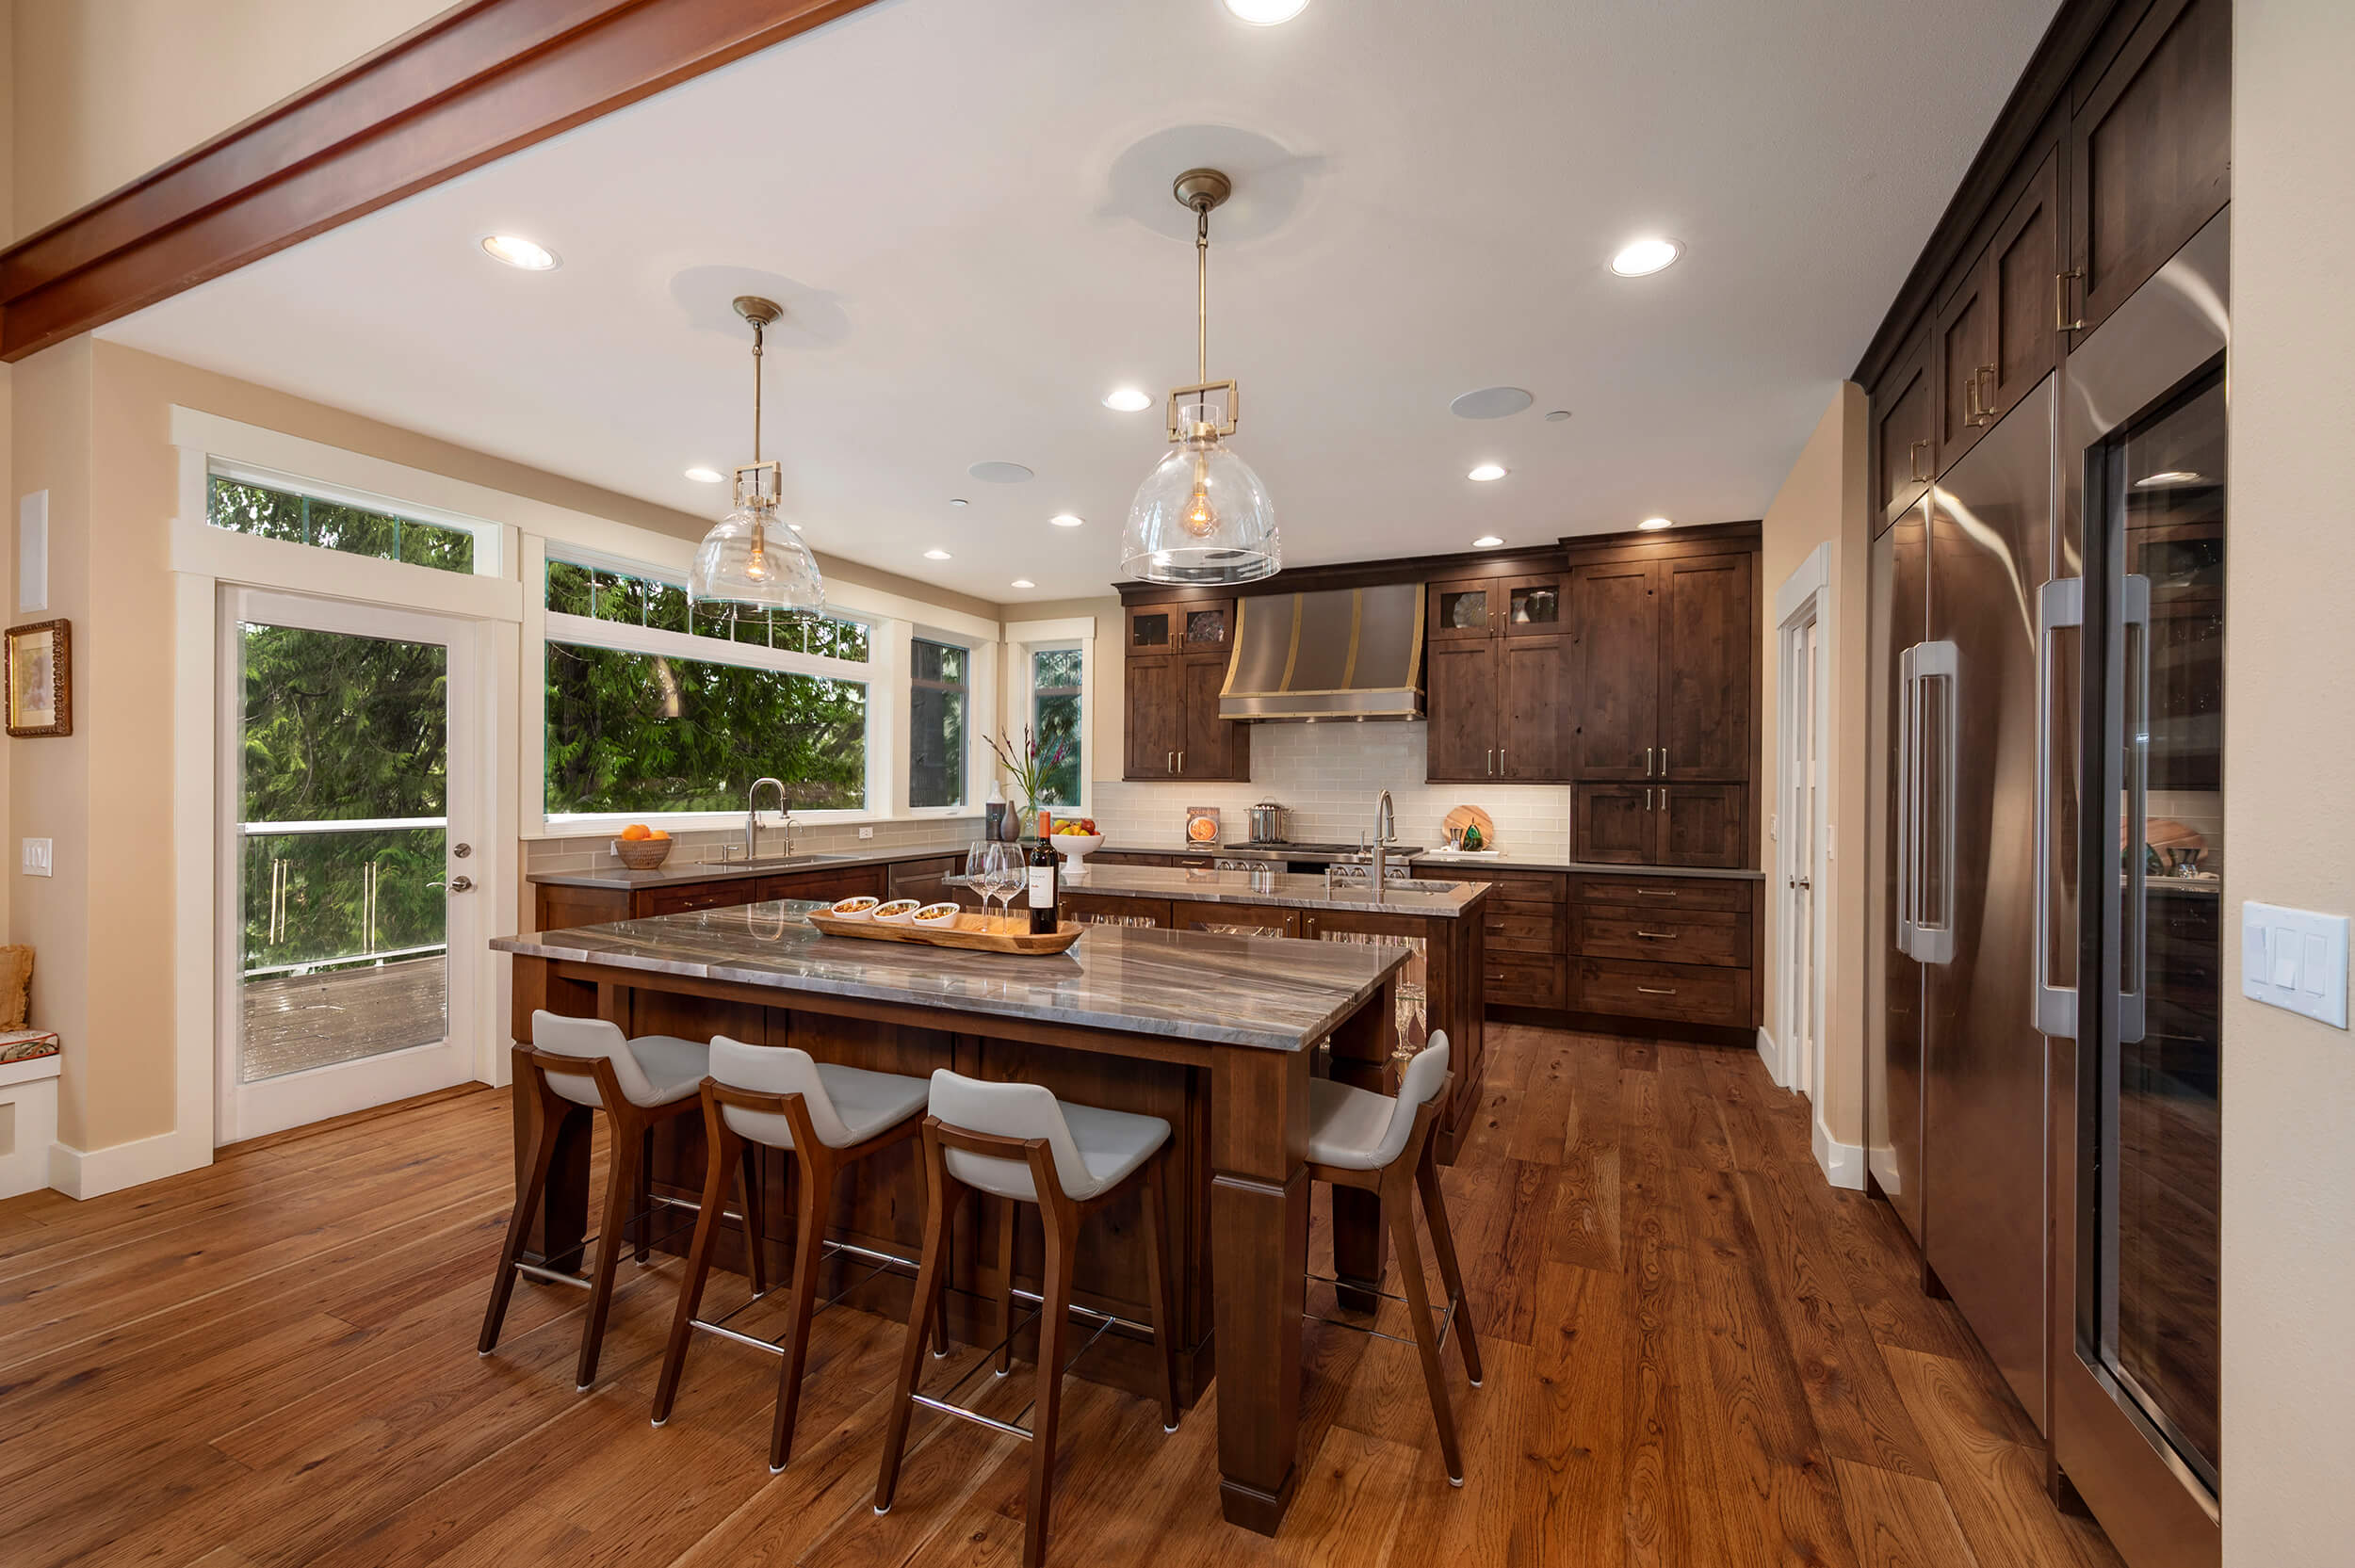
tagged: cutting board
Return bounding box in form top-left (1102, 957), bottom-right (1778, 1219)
top-left (1443, 804), bottom-right (1496, 850)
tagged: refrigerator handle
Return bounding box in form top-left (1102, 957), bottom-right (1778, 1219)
top-left (1897, 644), bottom-right (1919, 960)
top-left (1912, 640), bottom-right (1959, 966)
top-left (2034, 578), bottom-right (2083, 1037)
top-left (2120, 574), bottom-right (2152, 1045)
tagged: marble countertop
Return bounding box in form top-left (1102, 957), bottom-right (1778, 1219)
top-left (1104, 843), bottom-right (1767, 880)
top-left (492, 900), bottom-right (1409, 1053)
top-left (1061, 863), bottom-right (1486, 916)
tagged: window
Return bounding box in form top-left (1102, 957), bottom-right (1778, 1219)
top-left (543, 554), bottom-right (871, 818)
top-left (1031, 648), bottom-right (1082, 806)
top-left (909, 639), bottom-right (968, 809)
top-left (210, 475), bottom-right (479, 574)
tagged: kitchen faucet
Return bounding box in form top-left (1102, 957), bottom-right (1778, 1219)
top-left (746, 776), bottom-right (790, 862)
top-left (1370, 789), bottom-right (1396, 889)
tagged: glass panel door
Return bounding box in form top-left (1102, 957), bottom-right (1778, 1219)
top-left (2094, 366), bottom-right (2225, 1493)
top-left (219, 590), bottom-right (481, 1142)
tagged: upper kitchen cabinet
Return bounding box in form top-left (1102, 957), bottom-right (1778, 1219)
top-left (1938, 144), bottom-right (2062, 467)
top-left (1121, 597), bottom-right (1250, 783)
top-left (1872, 321), bottom-right (1936, 529)
top-left (1424, 572), bottom-right (1569, 783)
top-left (1569, 545), bottom-right (1752, 784)
top-left (2066, 0), bottom-right (2231, 344)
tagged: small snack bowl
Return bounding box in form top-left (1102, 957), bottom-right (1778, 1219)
top-left (871, 898), bottom-right (923, 926)
top-left (911, 902), bottom-right (964, 929)
top-left (827, 896), bottom-right (881, 922)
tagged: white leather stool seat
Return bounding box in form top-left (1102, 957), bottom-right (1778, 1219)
top-left (1303, 1034), bottom-right (1453, 1172)
top-left (927, 1070), bottom-right (1171, 1203)
top-left (532, 1011), bottom-right (709, 1109)
top-left (709, 1035), bottom-right (929, 1150)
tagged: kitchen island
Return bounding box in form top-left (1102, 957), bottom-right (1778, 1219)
top-left (494, 900), bottom-right (1410, 1536)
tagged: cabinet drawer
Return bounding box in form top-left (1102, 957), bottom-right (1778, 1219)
top-left (1571, 907), bottom-right (1747, 967)
top-left (757, 866), bottom-right (885, 905)
top-left (641, 882), bottom-right (755, 916)
top-left (1568, 874), bottom-right (1751, 913)
top-left (1571, 958), bottom-right (1751, 1026)
top-left (1484, 906), bottom-right (1566, 956)
top-left (1482, 954), bottom-right (1567, 1010)
top-left (1449, 866), bottom-right (1567, 903)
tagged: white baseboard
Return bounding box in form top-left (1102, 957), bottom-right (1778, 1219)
top-left (1812, 1115), bottom-right (1866, 1190)
top-left (48, 1126), bottom-right (213, 1200)
top-left (1756, 1026), bottom-right (1787, 1088)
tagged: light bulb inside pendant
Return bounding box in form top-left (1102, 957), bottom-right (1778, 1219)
top-left (1183, 454), bottom-right (1218, 537)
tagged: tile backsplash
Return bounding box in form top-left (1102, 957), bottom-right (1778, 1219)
top-left (1085, 720), bottom-right (1573, 858)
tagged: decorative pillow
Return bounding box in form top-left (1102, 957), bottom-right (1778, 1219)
top-left (0, 946), bottom-right (30, 1030)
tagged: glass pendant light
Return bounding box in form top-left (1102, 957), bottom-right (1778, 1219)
top-left (689, 296), bottom-right (824, 613)
top-left (1122, 169), bottom-right (1280, 585)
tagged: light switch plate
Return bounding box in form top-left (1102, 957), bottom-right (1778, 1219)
top-left (21, 838), bottom-right (51, 878)
top-left (2242, 900), bottom-right (2348, 1028)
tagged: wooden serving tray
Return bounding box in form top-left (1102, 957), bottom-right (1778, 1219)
top-left (804, 911), bottom-right (1084, 956)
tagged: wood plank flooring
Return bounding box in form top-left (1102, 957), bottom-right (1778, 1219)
top-left (0, 1024), bottom-right (2124, 1567)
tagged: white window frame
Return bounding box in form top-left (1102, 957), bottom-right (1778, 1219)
top-left (1005, 617), bottom-right (1097, 815)
top-left (539, 546), bottom-right (884, 832)
top-left (205, 457), bottom-right (507, 578)
top-left (905, 630), bottom-right (980, 816)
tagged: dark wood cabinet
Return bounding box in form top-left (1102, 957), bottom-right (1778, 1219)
top-left (1567, 561), bottom-right (1657, 779)
top-left (1424, 573), bottom-right (1568, 784)
top-left (2067, 0), bottom-right (2231, 343)
top-left (1574, 784), bottom-right (1654, 865)
top-left (1563, 873), bottom-right (1762, 1033)
top-left (1122, 597), bottom-right (1249, 783)
top-left (1658, 554), bottom-right (1751, 780)
top-left (1939, 139), bottom-right (2063, 471)
top-left (1575, 783), bottom-right (1746, 869)
top-left (1174, 903), bottom-right (1300, 939)
top-left (1873, 321), bottom-right (1936, 525)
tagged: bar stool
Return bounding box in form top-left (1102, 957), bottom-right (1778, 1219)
top-left (1305, 1031), bottom-right (1482, 1483)
top-left (874, 1070), bottom-right (1179, 1568)
top-left (652, 1035), bottom-right (934, 1471)
top-left (479, 1010), bottom-right (727, 1390)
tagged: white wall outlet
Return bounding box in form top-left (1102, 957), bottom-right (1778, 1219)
top-left (21, 838), bottom-right (51, 878)
top-left (2242, 900), bottom-right (2349, 1029)
top-left (858, 826), bottom-right (874, 839)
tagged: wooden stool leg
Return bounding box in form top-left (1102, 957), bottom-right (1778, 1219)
top-left (1141, 1155), bottom-right (1180, 1431)
top-left (770, 1154), bottom-right (834, 1472)
top-left (651, 1116), bottom-right (736, 1424)
top-left (1388, 1180), bottom-right (1462, 1484)
top-left (632, 1126), bottom-right (657, 1262)
top-left (739, 1141), bottom-right (769, 1297)
top-left (993, 1195), bottom-right (1018, 1376)
top-left (577, 1111), bottom-right (638, 1390)
top-left (1022, 1211), bottom-right (1076, 1568)
top-left (479, 1080), bottom-right (564, 1355)
top-left (1416, 1140), bottom-right (1482, 1386)
top-left (875, 1134), bottom-right (954, 1513)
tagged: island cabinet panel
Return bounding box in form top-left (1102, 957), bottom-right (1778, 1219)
top-left (536, 882), bottom-right (631, 931)
top-left (1175, 903), bottom-right (1301, 940)
top-left (1301, 904), bottom-right (1486, 1162)
top-left (1063, 891), bottom-right (1172, 928)
top-left (1567, 560), bottom-right (1658, 779)
top-left (757, 865), bottom-right (885, 904)
top-left (641, 881), bottom-right (754, 917)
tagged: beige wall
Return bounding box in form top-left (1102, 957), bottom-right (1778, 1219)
top-left (6, 335), bottom-right (1000, 1159)
top-left (1756, 385), bottom-right (1870, 1158)
top-left (2219, 2), bottom-right (2355, 1560)
top-left (9, 0), bottom-right (449, 240)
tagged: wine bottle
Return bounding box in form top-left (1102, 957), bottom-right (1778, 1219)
top-left (1028, 809), bottom-right (1060, 934)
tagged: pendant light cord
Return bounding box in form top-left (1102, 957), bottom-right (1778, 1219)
top-left (750, 317), bottom-right (765, 465)
top-left (1195, 201), bottom-right (1210, 386)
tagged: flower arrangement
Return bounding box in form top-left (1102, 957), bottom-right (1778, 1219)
top-left (984, 725), bottom-right (1070, 834)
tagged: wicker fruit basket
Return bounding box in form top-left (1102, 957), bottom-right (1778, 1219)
top-left (611, 836), bottom-right (674, 870)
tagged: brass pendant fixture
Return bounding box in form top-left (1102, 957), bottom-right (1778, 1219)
top-left (1120, 168), bottom-right (1280, 585)
top-left (688, 296), bottom-right (824, 612)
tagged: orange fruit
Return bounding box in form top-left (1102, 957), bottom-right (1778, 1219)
top-left (648, 829), bottom-right (670, 840)
top-left (620, 824), bottom-right (651, 842)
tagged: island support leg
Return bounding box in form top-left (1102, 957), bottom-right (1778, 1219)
top-left (1209, 1042), bottom-right (1311, 1535)
top-left (1324, 977), bottom-right (1399, 1314)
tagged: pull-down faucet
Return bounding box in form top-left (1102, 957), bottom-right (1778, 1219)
top-left (747, 776), bottom-right (790, 862)
top-left (1371, 789), bottom-right (1396, 888)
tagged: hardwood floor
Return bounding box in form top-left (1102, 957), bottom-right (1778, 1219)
top-left (0, 1025), bottom-right (2123, 1567)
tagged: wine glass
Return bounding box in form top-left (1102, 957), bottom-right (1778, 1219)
top-left (965, 839), bottom-right (994, 922)
top-left (986, 843), bottom-right (1026, 932)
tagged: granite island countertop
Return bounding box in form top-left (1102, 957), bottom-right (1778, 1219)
top-left (1060, 863), bottom-right (1487, 916)
top-left (492, 900), bottom-right (1409, 1053)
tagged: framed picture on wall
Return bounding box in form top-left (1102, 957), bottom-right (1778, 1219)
top-left (6, 619), bottom-right (72, 737)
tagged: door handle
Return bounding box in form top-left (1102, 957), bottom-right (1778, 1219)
top-left (1646, 746), bottom-right (1654, 776)
top-left (2034, 577), bottom-right (2083, 1037)
top-left (1646, 787), bottom-right (1654, 811)
top-left (446, 876), bottom-right (475, 895)
top-left (1911, 639), bottom-right (1958, 966)
top-left (1897, 644), bottom-right (1919, 958)
top-left (2055, 268), bottom-right (2086, 332)
top-left (1486, 748), bottom-right (1494, 775)
top-left (1500, 748), bottom-right (1508, 776)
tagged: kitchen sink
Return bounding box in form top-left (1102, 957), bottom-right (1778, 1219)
top-left (710, 853), bottom-right (855, 870)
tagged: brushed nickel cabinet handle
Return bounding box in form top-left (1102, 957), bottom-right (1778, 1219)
top-left (2055, 268), bottom-right (2086, 332)
top-left (1908, 439), bottom-right (1931, 483)
top-left (1636, 985), bottom-right (1677, 995)
top-left (1975, 364), bottom-right (1997, 425)
top-left (1635, 929), bottom-right (1678, 940)
top-left (1662, 748), bottom-right (1668, 772)
top-left (1486, 748), bottom-right (1495, 775)
top-left (1637, 889), bottom-right (1677, 899)
top-left (1646, 746), bottom-right (1654, 776)
top-left (1178, 751), bottom-right (1185, 773)
top-left (1166, 751), bottom-right (1174, 773)
top-left (1501, 748), bottom-right (1508, 775)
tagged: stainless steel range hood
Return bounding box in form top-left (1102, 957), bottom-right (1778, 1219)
top-left (1218, 582), bottom-right (1426, 720)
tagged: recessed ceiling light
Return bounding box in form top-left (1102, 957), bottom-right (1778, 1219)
top-left (949, 497), bottom-right (969, 508)
top-left (1011, 578), bottom-right (1036, 589)
top-left (1610, 237), bottom-right (1682, 277)
top-left (969, 461), bottom-right (1034, 484)
top-left (2135, 470), bottom-right (2204, 488)
top-left (924, 548), bottom-right (952, 560)
top-left (479, 234), bottom-right (559, 270)
top-left (1638, 516), bottom-right (1675, 531)
top-left (684, 466), bottom-right (723, 483)
top-left (1468, 463), bottom-right (1508, 482)
top-left (1102, 387), bottom-right (1153, 412)
top-left (1049, 513), bottom-right (1085, 528)
top-left (1545, 409), bottom-right (1573, 423)
top-left (1472, 535), bottom-right (1504, 548)
top-left (1224, 0), bottom-right (1309, 23)
top-left (1450, 386), bottom-right (1534, 420)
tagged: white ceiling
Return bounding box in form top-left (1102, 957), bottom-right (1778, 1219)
top-left (100, 0), bottom-right (2061, 605)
